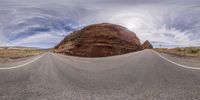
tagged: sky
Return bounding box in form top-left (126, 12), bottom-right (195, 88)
top-left (0, 0), bottom-right (200, 48)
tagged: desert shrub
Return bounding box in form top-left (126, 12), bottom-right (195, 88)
top-left (154, 48), bottom-right (167, 53)
top-left (0, 49), bottom-right (46, 58)
top-left (186, 47), bottom-right (200, 54)
top-left (161, 48), bottom-right (168, 51)
top-left (173, 48), bottom-right (183, 52)
top-left (198, 50), bottom-right (200, 56)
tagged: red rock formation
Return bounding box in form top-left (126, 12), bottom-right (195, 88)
top-left (142, 40), bottom-right (153, 49)
top-left (55, 23), bottom-right (143, 57)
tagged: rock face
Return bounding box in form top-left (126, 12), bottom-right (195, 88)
top-left (142, 40), bottom-right (153, 49)
top-left (54, 23), bottom-right (143, 57)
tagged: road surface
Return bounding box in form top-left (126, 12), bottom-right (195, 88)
top-left (0, 50), bottom-right (200, 100)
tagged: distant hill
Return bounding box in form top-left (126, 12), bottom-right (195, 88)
top-left (55, 23), bottom-right (153, 57)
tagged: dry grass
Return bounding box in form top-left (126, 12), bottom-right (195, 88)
top-left (154, 47), bottom-right (200, 58)
top-left (0, 48), bottom-right (47, 59)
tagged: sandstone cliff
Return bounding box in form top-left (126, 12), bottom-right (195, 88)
top-left (55, 23), bottom-right (145, 57)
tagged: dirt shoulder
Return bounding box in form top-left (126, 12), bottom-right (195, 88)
top-left (154, 48), bottom-right (200, 67)
top-left (0, 48), bottom-right (47, 63)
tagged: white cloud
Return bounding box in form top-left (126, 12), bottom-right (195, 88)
top-left (7, 32), bottom-right (64, 48)
top-left (0, 0), bottom-right (200, 48)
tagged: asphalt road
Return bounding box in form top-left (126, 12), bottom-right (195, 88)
top-left (0, 50), bottom-right (200, 100)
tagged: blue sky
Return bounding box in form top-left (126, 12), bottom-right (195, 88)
top-left (0, 0), bottom-right (200, 48)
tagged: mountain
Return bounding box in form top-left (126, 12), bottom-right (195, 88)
top-left (55, 23), bottom-right (148, 57)
top-left (142, 40), bottom-right (153, 49)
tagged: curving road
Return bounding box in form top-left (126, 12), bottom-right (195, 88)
top-left (0, 50), bottom-right (200, 100)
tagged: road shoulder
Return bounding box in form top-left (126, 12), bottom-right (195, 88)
top-left (0, 54), bottom-right (46, 69)
top-left (154, 50), bottom-right (200, 68)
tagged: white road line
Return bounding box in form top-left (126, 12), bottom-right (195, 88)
top-left (153, 50), bottom-right (200, 70)
top-left (0, 54), bottom-right (46, 70)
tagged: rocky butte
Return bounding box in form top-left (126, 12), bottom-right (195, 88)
top-left (142, 40), bottom-right (153, 49)
top-left (54, 23), bottom-right (153, 57)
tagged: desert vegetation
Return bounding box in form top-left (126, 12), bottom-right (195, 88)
top-left (155, 47), bottom-right (200, 58)
top-left (0, 48), bottom-right (47, 59)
